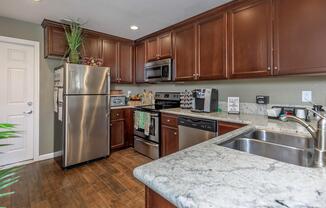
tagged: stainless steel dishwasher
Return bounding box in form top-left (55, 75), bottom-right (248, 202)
top-left (178, 116), bottom-right (218, 150)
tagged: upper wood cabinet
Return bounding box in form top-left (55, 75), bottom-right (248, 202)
top-left (135, 42), bottom-right (146, 83)
top-left (118, 42), bottom-right (133, 83)
top-left (42, 22), bottom-right (68, 58)
top-left (197, 13), bottom-right (228, 80)
top-left (173, 24), bottom-right (197, 81)
top-left (81, 32), bottom-right (102, 58)
top-left (274, 0), bottom-right (326, 75)
top-left (145, 32), bottom-right (172, 62)
top-left (228, 0), bottom-right (273, 78)
top-left (102, 39), bottom-right (118, 82)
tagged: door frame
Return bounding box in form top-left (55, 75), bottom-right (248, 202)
top-left (0, 36), bottom-right (40, 163)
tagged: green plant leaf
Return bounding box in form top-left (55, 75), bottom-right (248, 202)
top-left (0, 124), bottom-right (15, 129)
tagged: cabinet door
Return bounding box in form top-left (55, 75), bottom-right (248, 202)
top-left (158, 32), bottom-right (172, 59)
top-left (118, 42), bottom-right (133, 83)
top-left (124, 108), bottom-right (134, 147)
top-left (146, 187), bottom-right (176, 208)
top-left (146, 37), bottom-right (158, 61)
top-left (218, 122), bottom-right (246, 135)
top-left (198, 13), bottom-right (227, 80)
top-left (102, 39), bottom-right (118, 83)
top-left (229, 0), bottom-right (273, 78)
top-left (135, 42), bottom-right (146, 83)
top-left (274, 0), bottom-right (326, 75)
top-left (173, 24), bottom-right (197, 81)
top-left (161, 125), bottom-right (179, 157)
top-left (111, 119), bottom-right (125, 150)
top-left (81, 32), bottom-right (102, 58)
top-left (46, 26), bottom-right (68, 57)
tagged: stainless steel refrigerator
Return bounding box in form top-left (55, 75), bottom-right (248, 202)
top-left (54, 63), bottom-right (110, 168)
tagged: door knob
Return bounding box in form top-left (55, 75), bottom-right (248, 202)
top-left (23, 110), bottom-right (33, 115)
top-left (27, 101), bottom-right (33, 106)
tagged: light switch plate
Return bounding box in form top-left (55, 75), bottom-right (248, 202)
top-left (302, 91), bottom-right (312, 102)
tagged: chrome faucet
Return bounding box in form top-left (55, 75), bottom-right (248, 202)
top-left (280, 108), bottom-right (326, 167)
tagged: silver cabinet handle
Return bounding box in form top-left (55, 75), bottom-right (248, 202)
top-left (274, 66), bottom-right (278, 70)
top-left (23, 110), bottom-right (33, 114)
top-left (167, 119), bottom-right (170, 122)
top-left (267, 67), bottom-right (271, 71)
top-left (174, 132), bottom-right (177, 136)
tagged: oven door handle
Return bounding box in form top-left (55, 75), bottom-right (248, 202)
top-left (135, 138), bottom-right (159, 147)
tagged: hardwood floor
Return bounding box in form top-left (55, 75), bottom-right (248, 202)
top-left (0, 148), bottom-right (152, 208)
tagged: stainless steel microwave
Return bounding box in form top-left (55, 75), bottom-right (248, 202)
top-left (144, 58), bottom-right (172, 82)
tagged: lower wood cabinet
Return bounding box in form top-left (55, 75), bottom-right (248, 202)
top-left (146, 186), bottom-right (176, 208)
top-left (160, 113), bottom-right (179, 157)
top-left (110, 108), bottom-right (134, 150)
top-left (218, 121), bottom-right (246, 135)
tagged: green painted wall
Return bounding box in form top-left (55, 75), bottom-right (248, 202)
top-left (0, 16), bottom-right (62, 155)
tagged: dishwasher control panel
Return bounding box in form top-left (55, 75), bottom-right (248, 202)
top-left (178, 116), bottom-right (217, 132)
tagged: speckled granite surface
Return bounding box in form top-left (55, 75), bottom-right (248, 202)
top-left (160, 108), bottom-right (316, 137)
top-left (134, 109), bottom-right (325, 208)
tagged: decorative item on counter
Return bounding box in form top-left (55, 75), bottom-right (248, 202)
top-left (180, 90), bottom-right (193, 109)
top-left (228, 97), bottom-right (240, 114)
top-left (267, 107), bottom-right (282, 119)
top-left (313, 104), bottom-right (325, 119)
top-left (82, 57), bottom-right (103, 66)
top-left (64, 20), bottom-right (83, 64)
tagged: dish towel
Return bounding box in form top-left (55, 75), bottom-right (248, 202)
top-left (134, 111), bottom-right (151, 136)
top-left (143, 112), bottom-right (151, 136)
top-left (134, 111), bottom-right (140, 130)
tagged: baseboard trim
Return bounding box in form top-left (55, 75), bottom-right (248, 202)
top-left (38, 151), bottom-right (62, 161)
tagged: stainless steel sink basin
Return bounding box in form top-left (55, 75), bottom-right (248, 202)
top-left (219, 130), bottom-right (314, 167)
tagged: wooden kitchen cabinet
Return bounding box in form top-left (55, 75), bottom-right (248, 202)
top-left (218, 121), bottom-right (246, 135)
top-left (274, 0), bottom-right (326, 75)
top-left (81, 32), bottom-right (102, 58)
top-left (42, 21), bottom-right (68, 58)
top-left (135, 42), bottom-right (146, 83)
top-left (197, 13), bottom-right (227, 80)
top-left (146, 186), bottom-right (176, 208)
top-left (161, 113), bottom-right (179, 157)
top-left (118, 42), bottom-right (133, 83)
top-left (145, 32), bottom-right (172, 62)
top-left (173, 24), bottom-right (197, 81)
top-left (228, 0), bottom-right (273, 78)
top-left (102, 39), bottom-right (118, 82)
top-left (110, 108), bottom-right (134, 150)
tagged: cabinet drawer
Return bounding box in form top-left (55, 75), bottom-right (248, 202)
top-left (161, 113), bottom-right (178, 127)
top-left (111, 109), bottom-right (124, 120)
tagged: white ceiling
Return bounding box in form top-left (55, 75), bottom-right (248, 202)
top-left (0, 0), bottom-right (231, 40)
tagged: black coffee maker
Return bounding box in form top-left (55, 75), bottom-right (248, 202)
top-left (191, 88), bottom-right (219, 113)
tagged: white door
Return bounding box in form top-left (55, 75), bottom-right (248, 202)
top-left (0, 40), bottom-right (35, 166)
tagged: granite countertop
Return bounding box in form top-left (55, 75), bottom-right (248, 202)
top-left (160, 108), bottom-right (316, 137)
top-left (133, 108), bottom-right (325, 208)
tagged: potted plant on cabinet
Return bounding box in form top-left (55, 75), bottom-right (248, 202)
top-left (0, 124), bottom-right (22, 203)
top-left (64, 21), bottom-right (83, 64)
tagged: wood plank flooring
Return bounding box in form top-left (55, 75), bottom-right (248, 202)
top-left (0, 148), bottom-right (152, 208)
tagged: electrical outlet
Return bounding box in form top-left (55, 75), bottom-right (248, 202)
top-left (302, 91), bottom-right (312, 103)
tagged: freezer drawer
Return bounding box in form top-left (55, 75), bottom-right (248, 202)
top-left (64, 95), bottom-right (109, 167)
top-left (134, 136), bottom-right (159, 160)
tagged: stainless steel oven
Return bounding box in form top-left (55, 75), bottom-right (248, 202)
top-left (134, 110), bottom-right (160, 159)
top-left (133, 92), bottom-right (181, 160)
top-left (144, 58), bottom-right (172, 82)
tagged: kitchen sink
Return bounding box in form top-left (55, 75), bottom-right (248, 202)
top-left (219, 130), bottom-right (315, 167)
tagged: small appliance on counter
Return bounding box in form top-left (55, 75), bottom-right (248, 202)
top-left (268, 106), bottom-right (310, 121)
top-left (191, 88), bottom-right (218, 113)
top-left (110, 95), bottom-right (127, 107)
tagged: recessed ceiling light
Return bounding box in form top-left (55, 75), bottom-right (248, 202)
top-left (33, 0), bottom-right (41, 2)
top-left (130, 25), bottom-right (139, 30)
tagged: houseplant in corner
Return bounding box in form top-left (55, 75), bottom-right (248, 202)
top-left (64, 21), bottom-right (83, 64)
top-left (0, 124), bottom-right (21, 203)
